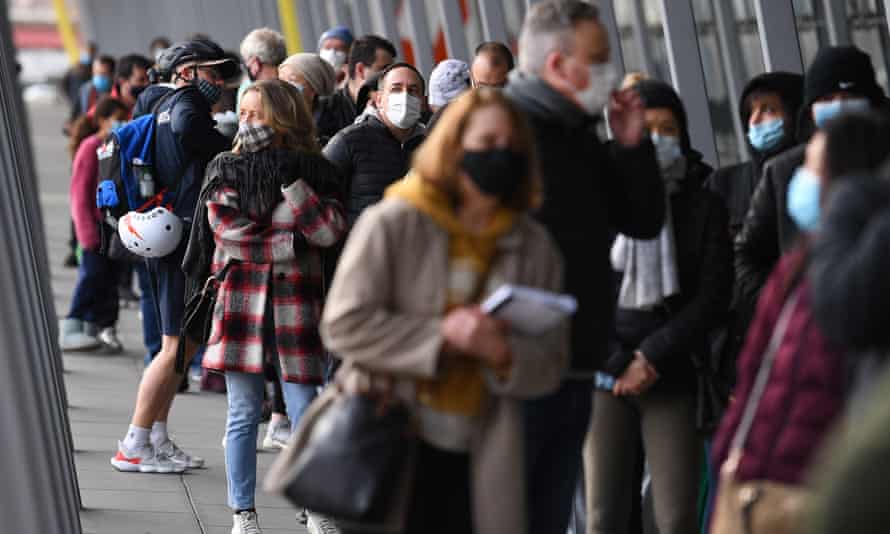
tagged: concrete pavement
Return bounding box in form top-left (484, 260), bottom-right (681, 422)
top-left (30, 98), bottom-right (308, 534)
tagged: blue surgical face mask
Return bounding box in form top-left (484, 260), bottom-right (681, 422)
top-left (787, 166), bottom-right (822, 232)
top-left (812, 97), bottom-right (870, 129)
top-left (92, 74), bottom-right (112, 93)
top-left (651, 133), bottom-right (683, 169)
top-left (748, 118), bottom-right (785, 152)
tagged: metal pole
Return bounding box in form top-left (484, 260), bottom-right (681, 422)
top-left (712, 0), bottom-right (750, 161)
top-left (438, 0), bottom-right (470, 62)
top-left (404, 0), bottom-right (435, 77)
top-left (752, 0), bottom-right (804, 73)
top-left (822, 0), bottom-right (851, 45)
top-left (629, 0), bottom-right (657, 77)
top-left (369, 0), bottom-right (405, 58)
top-left (350, 0), bottom-right (374, 37)
top-left (0, 1), bottom-right (83, 531)
top-left (477, 0), bottom-right (509, 43)
top-left (658, 0), bottom-right (719, 166)
top-left (326, 0), bottom-right (353, 29)
top-left (296, 0), bottom-right (320, 52)
top-left (598, 0), bottom-right (626, 78)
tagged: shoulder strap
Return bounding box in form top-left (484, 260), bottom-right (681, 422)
top-left (729, 287), bottom-right (803, 453)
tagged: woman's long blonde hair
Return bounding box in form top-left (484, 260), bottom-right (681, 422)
top-left (235, 79), bottom-right (320, 154)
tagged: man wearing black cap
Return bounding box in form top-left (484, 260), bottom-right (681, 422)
top-left (110, 39), bottom-right (237, 475)
top-left (734, 46), bottom-right (886, 320)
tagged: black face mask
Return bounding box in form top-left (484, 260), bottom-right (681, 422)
top-left (130, 84), bottom-right (148, 99)
top-left (461, 148), bottom-right (527, 201)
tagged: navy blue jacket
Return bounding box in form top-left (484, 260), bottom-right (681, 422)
top-left (152, 85), bottom-right (230, 221)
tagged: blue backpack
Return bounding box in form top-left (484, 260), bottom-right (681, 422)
top-left (95, 88), bottom-right (181, 258)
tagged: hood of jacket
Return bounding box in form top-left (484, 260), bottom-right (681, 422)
top-left (738, 72), bottom-right (804, 165)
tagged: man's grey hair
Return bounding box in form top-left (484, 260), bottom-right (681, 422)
top-left (518, 0), bottom-right (600, 75)
top-left (240, 28), bottom-right (288, 66)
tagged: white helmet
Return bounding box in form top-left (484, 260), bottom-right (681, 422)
top-left (117, 207), bottom-right (183, 258)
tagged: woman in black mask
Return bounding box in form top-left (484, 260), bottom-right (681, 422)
top-left (188, 79), bottom-right (346, 534)
top-left (320, 88), bottom-right (568, 534)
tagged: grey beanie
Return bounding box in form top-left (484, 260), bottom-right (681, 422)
top-left (429, 59), bottom-right (470, 107)
top-left (279, 53), bottom-right (337, 97)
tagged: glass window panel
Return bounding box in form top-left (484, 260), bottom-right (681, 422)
top-left (612, 0), bottom-right (670, 83)
top-left (692, 0), bottom-right (765, 166)
top-left (793, 0), bottom-right (829, 67)
top-left (847, 0), bottom-right (890, 92)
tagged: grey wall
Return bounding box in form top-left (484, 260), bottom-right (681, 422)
top-left (77, 0), bottom-right (281, 56)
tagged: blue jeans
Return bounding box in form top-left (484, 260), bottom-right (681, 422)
top-left (68, 249), bottom-right (120, 328)
top-left (136, 263), bottom-right (161, 365)
top-left (224, 360), bottom-right (317, 510)
top-left (523, 379), bottom-right (594, 534)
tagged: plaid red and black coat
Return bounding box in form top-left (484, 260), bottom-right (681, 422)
top-left (202, 179), bottom-right (346, 384)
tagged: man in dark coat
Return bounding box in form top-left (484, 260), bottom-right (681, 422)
top-left (734, 46), bottom-right (886, 317)
top-left (505, 2), bottom-right (665, 532)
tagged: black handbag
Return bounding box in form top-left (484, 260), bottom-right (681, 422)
top-left (266, 384), bottom-right (417, 525)
top-left (181, 261), bottom-right (235, 346)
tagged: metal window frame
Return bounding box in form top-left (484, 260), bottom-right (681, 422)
top-left (438, 0), bottom-right (471, 62)
top-left (658, 0), bottom-right (719, 166)
top-left (477, 0), bottom-right (509, 44)
top-left (600, 0), bottom-right (626, 78)
top-left (369, 0), bottom-right (405, 59)
top-left (822, 0), bottom-right (851, 45)
top-left (712, 0), bottom-right (751, 160)
top-left (629, 0), bottom-right (657, 78)
top-left (404, 0), bottom-right (435, 77)
top-left (753, 0), bottom-right (804, 73)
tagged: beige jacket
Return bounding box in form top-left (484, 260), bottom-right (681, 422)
top-left (321, 197), bottom-right (569, 534)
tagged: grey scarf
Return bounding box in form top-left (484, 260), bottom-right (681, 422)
top-left (610, 158), bottom-right (684, 310)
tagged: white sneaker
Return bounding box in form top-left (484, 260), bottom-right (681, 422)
top-left (97, 327), bottom-right (123, 353)
top-left (110, 441), bottom-right (186, 474)
top-left (261, 420), bottom-right (291, 450)
top-left (58, 318), bottom-right (100, 351)
top-left (306, 512), bottom-right (340, 534)
top-left (156, 439), bottom-right (205, 469)
top-left (231, 510), bottom-right (262, 534)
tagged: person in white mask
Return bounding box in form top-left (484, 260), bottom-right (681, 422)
top-left (504, 2), bottom-right (665, 533)
top-left (317, 25), bottom-right (353, 88)
top-left (323, 62), bottom-right (427, 231)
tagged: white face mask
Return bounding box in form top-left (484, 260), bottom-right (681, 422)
top-left (574, 62), bottom-right (618, 116)
top-left (320, 48), bottom-right (347, 70)
top-left (384, 91), bottom-right (421, 130)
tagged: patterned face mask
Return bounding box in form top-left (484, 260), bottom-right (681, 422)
top-left (237, 122), bottom-right (276, 153)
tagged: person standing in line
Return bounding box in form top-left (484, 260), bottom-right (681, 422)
top-left (471, 41), bottom-right (515, 89)
top-left (504, 2), bottom-right (665, 532)
top-left (278, 53), bottom-right (338, 118)
top-left (321, 87), bottom-right (568, 534)
top-left (109, 39), bottom-right (237, 474)
top-left (585, 80), bottom-right (731, 534)
top-left (318, 25), bottom-right (354, 88)
top-left (237, 28), bottom-right (288, 112)
top-left (195, 80), bottom-right (346, 534)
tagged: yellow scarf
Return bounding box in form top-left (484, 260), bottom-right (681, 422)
top-left (386, 172), bottom-right (515, 416)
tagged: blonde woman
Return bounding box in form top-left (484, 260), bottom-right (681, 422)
top-left (321, 88), bottom-right (568, 534)
top-left (190, 79), bottom-right (346, 533)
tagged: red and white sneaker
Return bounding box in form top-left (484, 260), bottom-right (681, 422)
top-left (110, 441), bottom-right (186, 474)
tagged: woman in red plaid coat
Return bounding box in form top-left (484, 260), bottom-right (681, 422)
top-left (196, 80), bottom-right (346, 533)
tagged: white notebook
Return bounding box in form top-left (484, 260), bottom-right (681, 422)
top-left (481, 284), bottom-right (578, 336)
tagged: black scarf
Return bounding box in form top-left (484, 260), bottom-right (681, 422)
top-left (181, 148), bottom-right (342, 293)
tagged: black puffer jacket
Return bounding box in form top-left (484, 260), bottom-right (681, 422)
top-left (322, 116), bottom-right (425, 227)
top-left (315, 87), bottom-right (358, 146)
top-left (609, 154), bottom-right (733, 390)
top-left (505, 72), bottom-right (665, 374)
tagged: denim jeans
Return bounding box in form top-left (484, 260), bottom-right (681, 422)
top-left (523, 379), bottom-right (594, 534)
top-left (224, 359), bottom-right (318, 510)
top-left (68, 249), bottom-right (120, 328)
top-left (135, 263), bottom-right (161, 365)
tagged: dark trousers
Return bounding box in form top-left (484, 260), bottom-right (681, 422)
top-left (523, 378), bottom-right (594, 534)
top-left (136, 263), bottom-right (162, 364)
top-left (68, 249), bottom-right (120, 328)
top-left (403, 441), bottom-right (473, 534)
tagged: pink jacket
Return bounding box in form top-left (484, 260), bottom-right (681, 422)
top-left (69, 134), bottom-right (104, 251)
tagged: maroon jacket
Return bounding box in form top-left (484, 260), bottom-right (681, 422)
top-left (711, 249), bottom-right (847, 485)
